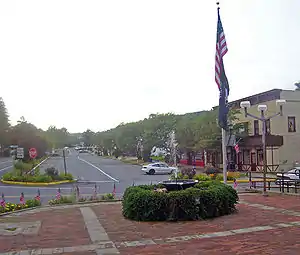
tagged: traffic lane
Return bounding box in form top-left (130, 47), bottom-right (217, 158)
top-left (65, 154), bottom-right (113, 182)
top-left (0, 160), bottom-right (14, 178)
top-left (77, 155), bottom-right (171, 184)
top-left (39, 156), bottom-right (65, 174)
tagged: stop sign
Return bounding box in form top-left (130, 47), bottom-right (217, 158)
top-left (29, 148), bottom-right (37, 159)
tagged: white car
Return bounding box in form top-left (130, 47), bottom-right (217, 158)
top-left (275, 167), bottom-right (300, 184)
top-left (141, 162), bottom-right (177, 175)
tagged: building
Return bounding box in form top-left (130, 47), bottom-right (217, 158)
top-left (229, 88), bottom-right (300, 172)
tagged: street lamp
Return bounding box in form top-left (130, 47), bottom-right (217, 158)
top-left (240, 99), bottom-right (286, 196)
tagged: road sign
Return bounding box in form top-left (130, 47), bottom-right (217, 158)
top-left (29, 148), bottom-right (37, 159)
top-left (16, 147), bottom-right (24, 159)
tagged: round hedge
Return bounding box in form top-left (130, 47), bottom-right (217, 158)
top-left (122, 181), bottom-right (239, 221)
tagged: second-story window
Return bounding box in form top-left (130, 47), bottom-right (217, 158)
top-left (266, 119), bottom-right (271, 134)
top-left (254, 120), bottom-right (259, 135)
top-left (288, 116), bottom-right (296, 132)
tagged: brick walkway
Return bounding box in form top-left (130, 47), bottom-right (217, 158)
top-left (0, 193), bottom-right (300, 254)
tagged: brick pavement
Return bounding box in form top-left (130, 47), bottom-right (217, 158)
top-left (1, 194), bottom-right (300, 254)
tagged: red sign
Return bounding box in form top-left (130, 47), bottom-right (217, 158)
top-left (29, 148), bottom-right (37, 159)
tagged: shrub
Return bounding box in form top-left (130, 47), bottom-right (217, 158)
top-left (194, 174), bottom-right (211, 181)
top-left (45, 167), bottom-right (59, 177)
top-left (14, 160), bottom-right (33, 172)
top-left (181, 168), bottom-right (196, 179)
top-left (204, 167), bottom-right (221, 175)
top-left (48, 195), bottom-right (74, 205)
top-left (227, 172), bottom-right (241, 181)
top-left (122, 181), bottom-right (238, 221)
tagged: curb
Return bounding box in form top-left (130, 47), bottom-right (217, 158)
top-left (245, 188), bottom-right (300, 197)
top-left (225, 179), bottom-right (276, 184)
top-left (0, 179), bottom-right (75, 186)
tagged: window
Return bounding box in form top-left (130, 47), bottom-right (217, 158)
top-left (243, 150), bottom-right (250, 164)
top-left (266, 119), bottom-right (271, 134)
top-left (288, 116), bottom-right (296, 132)
top-left (257, 149), bottom-right (263, 165)
top-left (254, 120), bottom-right (259, 135)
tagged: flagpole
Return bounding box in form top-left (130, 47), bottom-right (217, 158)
top-left (216, 1), bottom-right (227, 184)
top-left (222, 128), bottom-right (227, 184)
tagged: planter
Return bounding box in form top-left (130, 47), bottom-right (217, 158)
top-left (1, 179), bottom-right (75, 186)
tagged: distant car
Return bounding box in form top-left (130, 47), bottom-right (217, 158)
top-left (78, 149), bottom-right (89, 153)
top-left (141, 162), bottom-right (177, 175)
top-left (275, 167), bottom-right (300, 185)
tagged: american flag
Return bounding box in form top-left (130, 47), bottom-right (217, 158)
top-left (233, 179), bottom-right (238, 189)
top-left (215, 7), bottom-right (230, 130)
top-left (20, 192), bottom-right (25, 205)
top-left (35, 189), bottom-right (41, 201)
top-left (234, 143), bottom-right (239, 153)
top-left (215, 8), bottom-right (228, 90)
top-left (56, 188), bottom-right (61, 200)
top-left (93, 184), bottom-right (97, 198)
top-left (0, 193), bottom-right (5, 207)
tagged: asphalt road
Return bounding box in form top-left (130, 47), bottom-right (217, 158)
top-left (1, 152), bottom-right (278, 205)
top-left (0, 157), bottom-right (13, 178)
top-left (0, 150), bottom-right (171, 204)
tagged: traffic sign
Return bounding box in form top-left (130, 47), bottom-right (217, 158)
top-left (16, 147), bottom-right (24, 159)
top-left (29, 148), bottom-right (37, 159)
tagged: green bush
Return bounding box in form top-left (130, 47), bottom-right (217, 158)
top-left (2, 171), bottom-right (74, 183)
top-left (48, 195), bottom-right (74, 205)
top-left (194, 174), bottom-right (211, 181)
top-left (122, 181), bottom-right (238, 221)
top-left (14, 161), bottom-right (33, 172)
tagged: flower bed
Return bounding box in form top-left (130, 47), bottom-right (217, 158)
top-left (171, 171), bottom-right (245, 181)
top-left (48, 193), bottom-right (116, 206)
top-left (0, 199), bottom-right (41, 214)
top-left (2, 166), bottom-right (74, 184)
top-left (122, 181), bottom-right (239, 221)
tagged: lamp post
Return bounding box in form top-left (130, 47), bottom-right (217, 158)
top-left (63, 147), bottom-right (68, 175)
top-left (240, 99), bottom-right (286, 196)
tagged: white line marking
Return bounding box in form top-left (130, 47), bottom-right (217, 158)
top-left (0, 160), bottom-right (12, 165)
top-left (0, 165), bottom-right (13, 172)
top-left (77, 156), bottom-right (119, 183)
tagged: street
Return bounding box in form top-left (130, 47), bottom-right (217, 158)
top-left (0, 151), bottom-right (268, 204)
top-left (0, 150), bottom-right (171, 204)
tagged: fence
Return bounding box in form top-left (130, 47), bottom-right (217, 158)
top-left (246, 170), bottom-right (300, 194)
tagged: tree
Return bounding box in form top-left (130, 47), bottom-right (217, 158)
top-left (0, 98), bottom-right (10, 155)
top-left (9, 120), bottom-right (48, 160)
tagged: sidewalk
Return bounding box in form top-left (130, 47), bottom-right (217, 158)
top-left (1, 193), bottom-right (300, 254)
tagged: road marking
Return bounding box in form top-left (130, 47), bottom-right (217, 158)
top-left (77, 156), bottom-right (119, 183)
top-left (0, 165), bottom-right (13, 172)
top-left (0, 160), bottom-right (12, 165)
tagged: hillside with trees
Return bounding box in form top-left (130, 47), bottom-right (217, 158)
top-left (0, 96), bottom-right (240, 162)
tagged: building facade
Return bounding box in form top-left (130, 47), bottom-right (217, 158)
top-left (229, 88), bottom-right (300, 172)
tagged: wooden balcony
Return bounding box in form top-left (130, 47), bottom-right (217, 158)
top-left (238, 134), bottom-right (283, 147)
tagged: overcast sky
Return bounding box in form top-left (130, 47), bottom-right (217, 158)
top-left (0, 0), bottom-right (299, 133)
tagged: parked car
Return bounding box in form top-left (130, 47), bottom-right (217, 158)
top-left (141, 162), bottom-right (177, 175)
top-left (275, 167), bottom-right (300, 185)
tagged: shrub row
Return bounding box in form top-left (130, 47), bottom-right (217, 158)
top-left (2, 171), bottom-right (73, 183)
top-left (122, 181), bottom-right (238, 221)
top-left (171, 172), bottom-right (243, 181)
